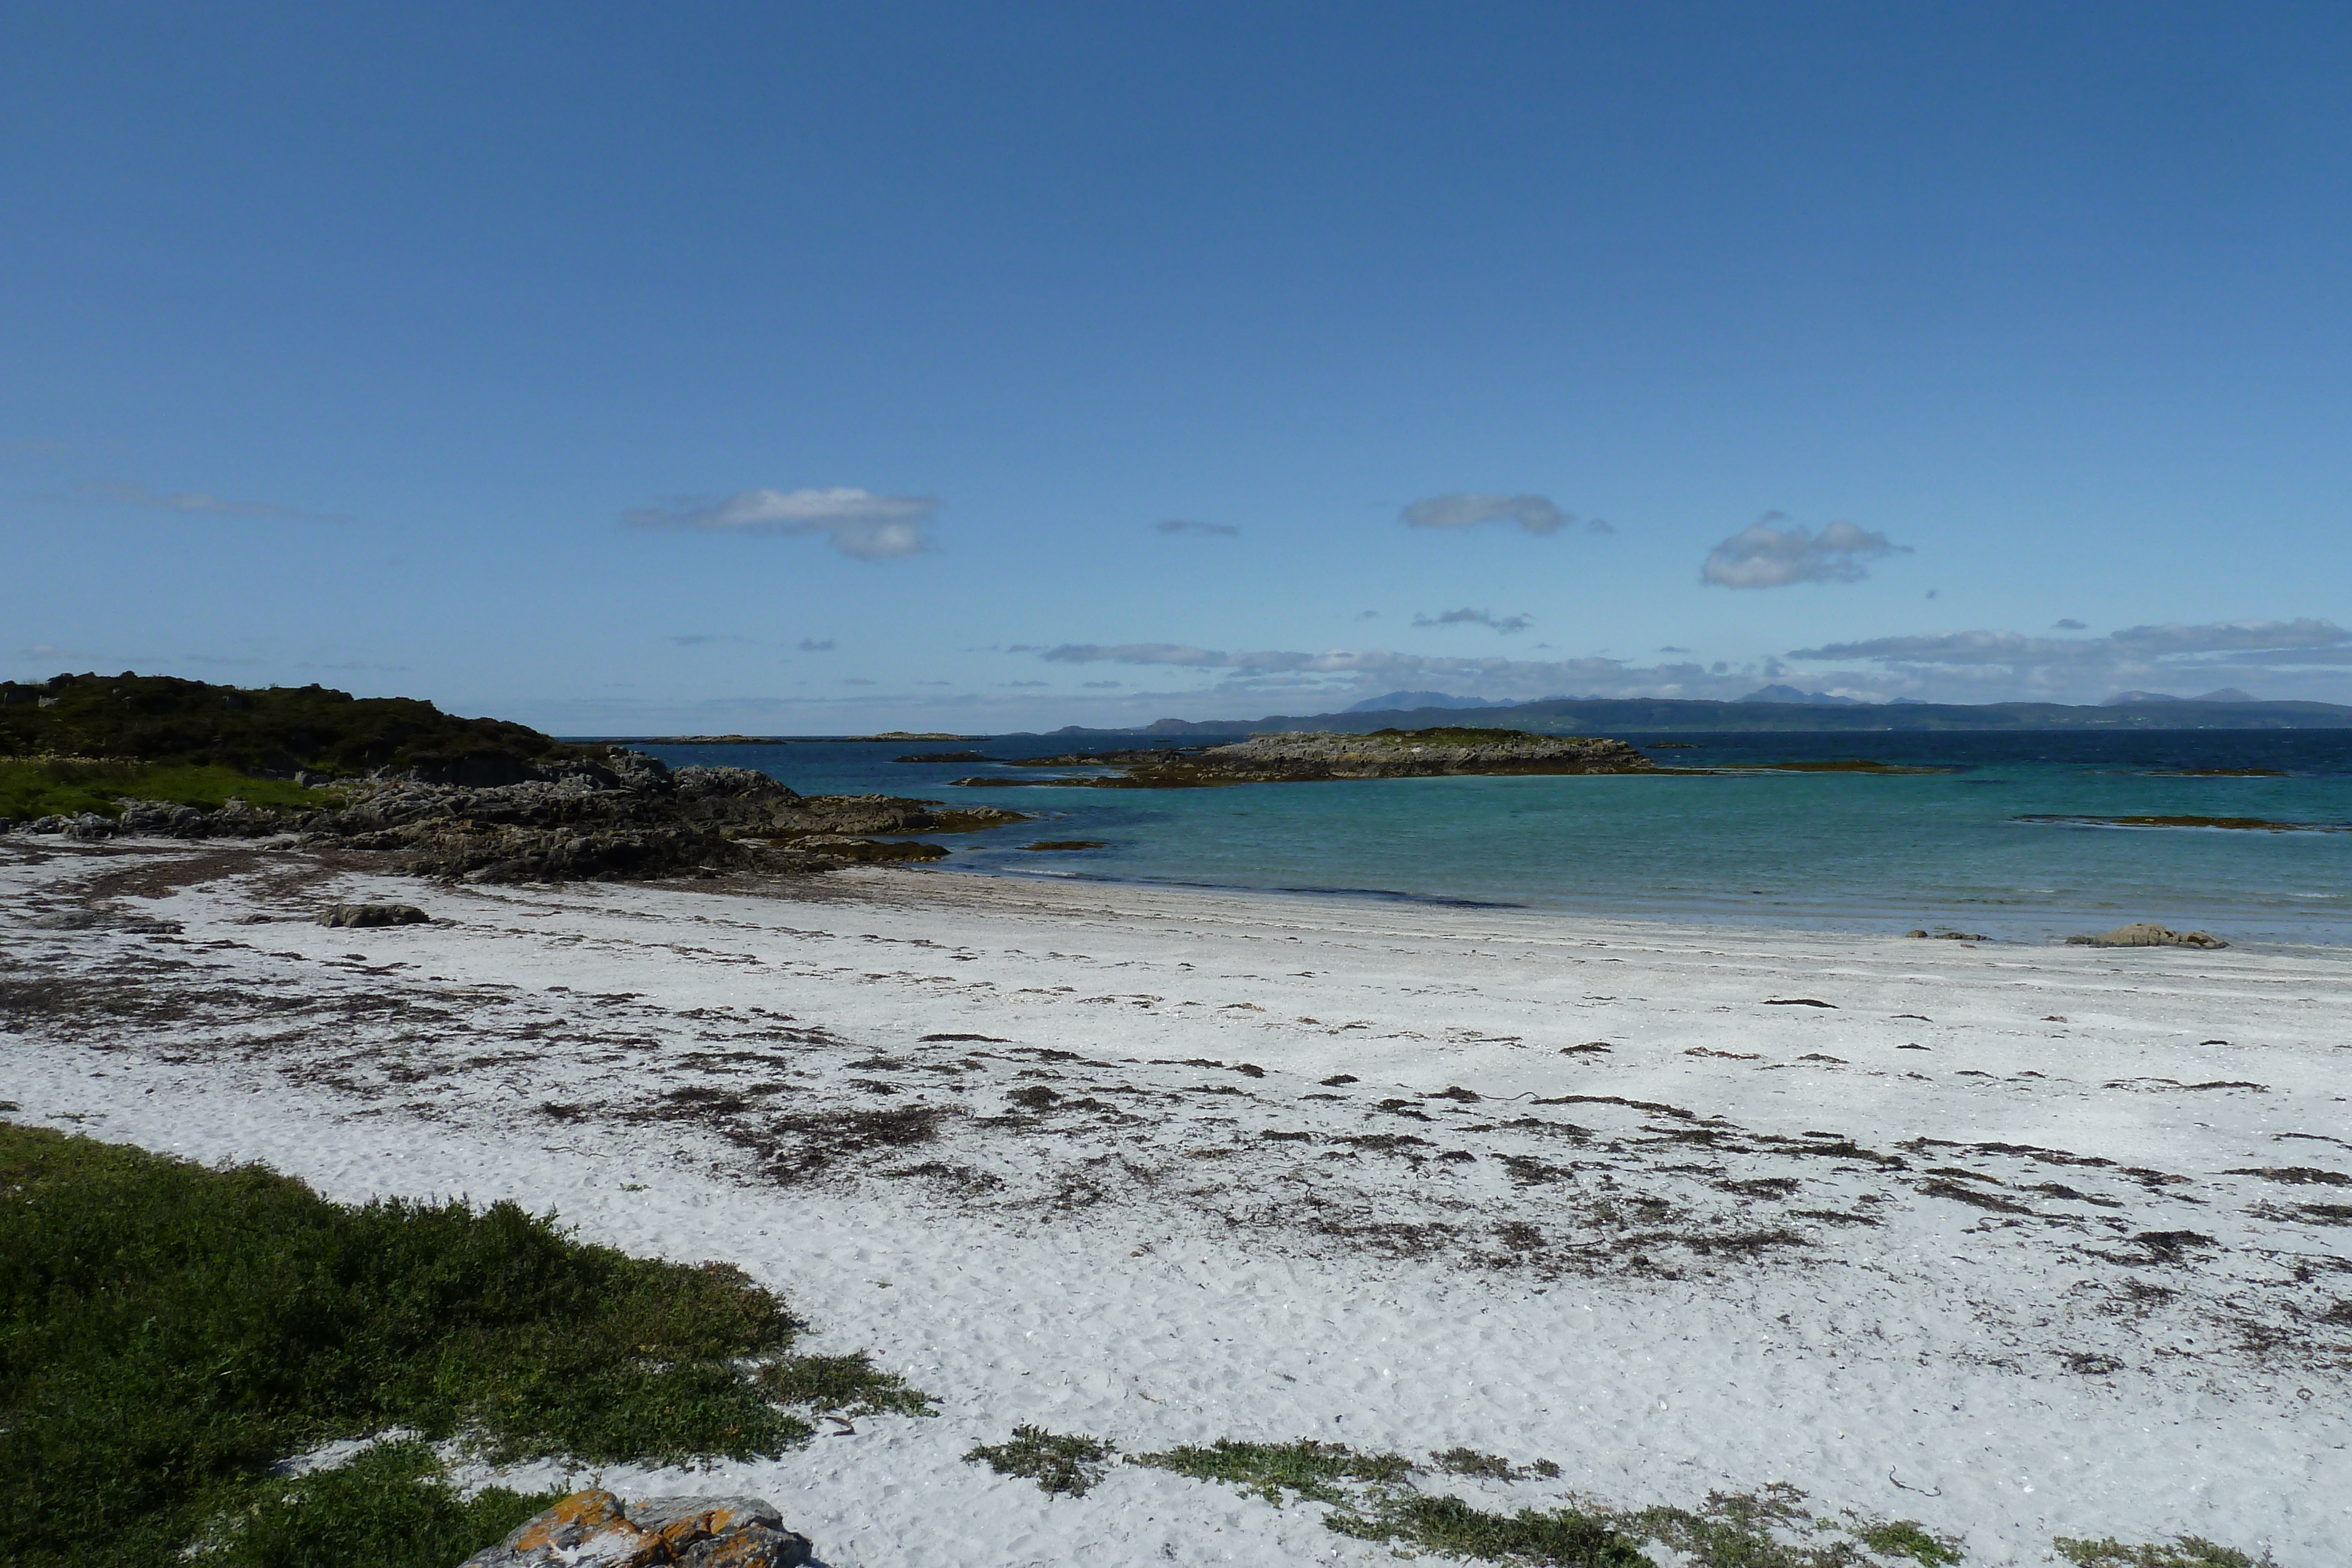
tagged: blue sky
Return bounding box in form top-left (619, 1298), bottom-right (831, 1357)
top-left (6, 2), bottom-right (2351, 732)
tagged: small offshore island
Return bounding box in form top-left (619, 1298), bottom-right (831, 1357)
top-left (952, 727), bottom-right (1659, 788)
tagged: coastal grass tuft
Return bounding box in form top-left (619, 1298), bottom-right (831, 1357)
top-left (756, 1350), bottom-right (936, 1416)
top-left (1132, 1437), bottom-right (1415, 1504)
top-left (2053, 1538), bottom-right (2273, 1568)
top-left (0, 757), bottom-right (334, 821)
top-left (192, 1440), bottom-right (559, 1568)
top-left (0, 1125), bottom-right (834, 1568)
top-left (964, 1426), bottom-right (1117, 1496)
top-left (1327, 1492), bottom-right (1653, 1567)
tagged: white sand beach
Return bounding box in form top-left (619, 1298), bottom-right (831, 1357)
top-left (5, 840), bottom-right (2347, 1566)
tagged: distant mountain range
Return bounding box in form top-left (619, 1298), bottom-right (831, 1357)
top-left (1057, 690), bottom-right (2352, 737)
top-left (1342, 690), bottom-right (1519, 713)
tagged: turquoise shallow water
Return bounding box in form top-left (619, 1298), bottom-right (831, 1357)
top-left (622, 730), bottom-right (2352, 946)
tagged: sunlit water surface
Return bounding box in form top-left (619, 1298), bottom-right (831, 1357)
top-left (619, 730), bottom-right (2352, 947)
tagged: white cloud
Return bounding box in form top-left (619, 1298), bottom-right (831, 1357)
top-left (1400, 493), bottom-right (1610, 536)
top-left (1153, 519), bottom-right (1240, 537)
top-left (1702, 514), bottom-right (1908, 588)
top-left (1413, 608), bottom-right (1532, 634)
top-left (624, 487), bottom-right (934, 559)
top-left (79, 480), bottom-right (354, 524)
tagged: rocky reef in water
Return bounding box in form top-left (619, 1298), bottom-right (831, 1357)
top-left (957, 727), bottom-right (1657, 788)
top-left (10, 751), bottom-right (1028, 884)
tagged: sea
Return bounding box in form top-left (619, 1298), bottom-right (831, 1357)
top-left (622, 729), bottom-right (2352, 947)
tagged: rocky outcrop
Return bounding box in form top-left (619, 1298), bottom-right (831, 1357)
top-left (316, 902), bottom-right (430, 928)
top-left (6, 752), bottom-right (1029, 885)
top-left (459, 1490), bottom-right (809, 1567)
top-left (2066, 922), bottom-right (2229, 950)
top-left (969, 728), bottom-right (1656, 788)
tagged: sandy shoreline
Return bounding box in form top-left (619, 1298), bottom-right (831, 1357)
top-left (5, 839), bottom-right (2348, 1565)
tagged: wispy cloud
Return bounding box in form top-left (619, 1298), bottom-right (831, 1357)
top-left (1401, 493), bottom-right (1610, 536)
top-left (1702, 514), bottom-right (1907, 588)
top-left (797, 638), bottom-right (836, 652)
top-left (669, 634), bottom-right (753, 647)
top-left (624, 487), bottom-right (935, 559)
top-left (1789, 617), bottom-right (2351, 701)
top-left (1153, 519), bottom-right (1240, 537)
top-left (78, 480), bottom-right (355, 525)
top-left (2053, 618), bottom-right (2087, 630)
top-left (1034, 641), bottom-right (1773, 702)
top-left (1414, 607), bottom-right (1532, 635)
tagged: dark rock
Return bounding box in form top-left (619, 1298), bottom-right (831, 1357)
top-left (2066, 922), bottom-right (2227, 950)
top-left (316, 902), bottom-right (430, 928)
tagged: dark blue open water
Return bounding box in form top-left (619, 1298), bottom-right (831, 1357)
top-left (615, 730), bottom-right (2352, 946)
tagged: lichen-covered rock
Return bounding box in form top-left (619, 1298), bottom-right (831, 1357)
top-left (459, 1490), bottom-right (810, 1568)
top-left (316, 902), bottom-right (431, 928)
top-left (2066, 922), bottom-right (2227, 949)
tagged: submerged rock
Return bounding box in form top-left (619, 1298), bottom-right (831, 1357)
top-left (457, 1489), bottom-right (810, 1567)
top-left (2066, 922), bottom-right (2227, 950)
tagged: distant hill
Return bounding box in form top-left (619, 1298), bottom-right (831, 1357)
top-left (1736, 684), bottom-right (1864, 706)
top-left (1128, 693), bottom-right (2352, 736)
top-left (1342, 690), bottom-right (1518, 713)
top-left (0, 672), bottom-right (598, 782)
top-left (2104, 688), bottom-right (2259, 705)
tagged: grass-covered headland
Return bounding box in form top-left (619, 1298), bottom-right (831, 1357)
top-left (0, 672), bottom-right (596, 787)
top-left (0, 1125), bottom-right (926, 1568)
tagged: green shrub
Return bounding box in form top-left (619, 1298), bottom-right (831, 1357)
top-left (0, 1126), bottom-right (818, 1567)
top-left (196, 1440), bottom-right (557, 1568)
top-left (964, 1426), bottom-right (1115, 1496)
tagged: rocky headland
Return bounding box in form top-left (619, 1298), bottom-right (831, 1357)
top-left (955, 727), bottom-right (1658, 788)
top-left (8, 751), bottom-right (1027, 884)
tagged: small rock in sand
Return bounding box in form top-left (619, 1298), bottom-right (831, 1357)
top-left (459, 1489), bottom-right (809, 1567)
top-left (2065, 921), bottom-right (2227, 949)
top-left (315, 902), bottom-right (430, 928)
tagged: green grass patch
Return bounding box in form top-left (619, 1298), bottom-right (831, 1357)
top-left (190, 1440), bottom-right (559, 1568)
top-left (756, 1350), bottom-right (936, 1416)
top-left (1133, 1439), bottom-right (1963, 1568)
top-left (0, 1125), bottom-right (897, 1567)
top-left (1133, 1437), bottom-right (1414, 1505)
top-left (0, 757), bottom-right (335, 821)
top-left (1329, 1492), bottom-right (1653, 1567)
top-left (2054, 1538), bottom-right (2273, 1568)
top-left (964, 1426), bottom-right (1116, 1496)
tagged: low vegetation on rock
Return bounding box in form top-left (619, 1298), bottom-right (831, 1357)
top-left (961, 727), bottom-right (1658, 788)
